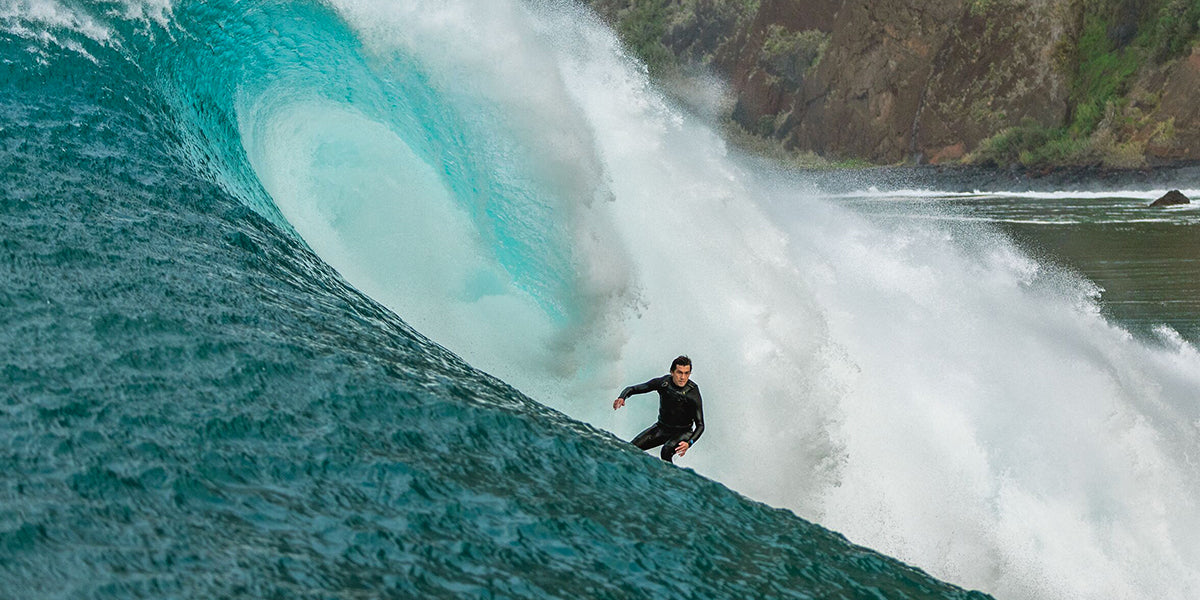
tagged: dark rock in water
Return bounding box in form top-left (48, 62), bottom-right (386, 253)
top-left (1149, 190), bottom-right (1191, 207)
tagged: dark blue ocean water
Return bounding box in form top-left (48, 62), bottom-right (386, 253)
top-left (0, 3), bottom-right (991, 599)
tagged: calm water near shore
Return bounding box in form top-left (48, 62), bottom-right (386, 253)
top-left (836, 189), bottom-right (1200, 345)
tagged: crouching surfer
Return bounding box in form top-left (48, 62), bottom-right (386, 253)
top-left (612, 355), bottom-right (704, 462)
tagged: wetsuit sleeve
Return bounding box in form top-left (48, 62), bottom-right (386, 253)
top-left (689, 389), bottom-right (704, 446)
top-left (619, 376), bottom-right (664, 400)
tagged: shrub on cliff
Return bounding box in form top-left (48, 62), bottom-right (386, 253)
top-left (612, 0), bottom-right (676, 75)
top-left (760, 26), bottom-right (828, 87)
top-left (1147, 0), bottom-right (1200, 61)
top-left (967, 119), bottom-right (1056, 167)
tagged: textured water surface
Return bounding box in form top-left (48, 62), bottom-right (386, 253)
top-left (834, 190), bottom-right (1200, 342)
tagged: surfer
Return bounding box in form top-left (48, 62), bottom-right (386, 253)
top-left (612, 355), bottom-right (704, 462)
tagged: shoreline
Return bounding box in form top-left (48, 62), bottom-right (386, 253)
top-left (783, 161), bottom-right (1200, 194)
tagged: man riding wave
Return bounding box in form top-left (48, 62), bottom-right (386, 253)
top-left (613, 355), bottom-right (704, 462)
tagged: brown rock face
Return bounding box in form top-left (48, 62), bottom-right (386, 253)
top-left (733, 0), bottom-right (1075, 164)
top-left (585, 0), bottom-right (1200, 166)
top-left (910, 1), bottom-right (1073, 163)
top-left (1138, 46), bottom-right (1200, 160)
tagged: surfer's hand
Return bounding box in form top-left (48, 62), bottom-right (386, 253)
top-left (675, 441), bottom-right (689, 456)
top-left (613, 397), bottom-right (625, 410)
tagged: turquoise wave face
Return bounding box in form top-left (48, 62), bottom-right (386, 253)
top-left (132, 0), bottom-right (587, 324)
top-left (0, 3), bottom-right (992, 599)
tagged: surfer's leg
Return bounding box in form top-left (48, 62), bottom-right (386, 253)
top-left (659, 430), bottom-right (692, 462)
top-left (631, 424), bottom-right (669, 451)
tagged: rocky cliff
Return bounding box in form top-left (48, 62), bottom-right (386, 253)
top-left (585, 0), bottom-right (1200, 167)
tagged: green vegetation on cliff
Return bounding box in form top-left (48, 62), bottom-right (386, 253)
top-left (759, 25), bottom-right (828, 87)
top-left (972, 0), bottom-right (1200, 167)
top-left (589, 0), bottom-right (760, 77)
top-left (610, 0), bottom-right (675, 75)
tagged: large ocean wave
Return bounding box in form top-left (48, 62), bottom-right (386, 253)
top-left (3, 1), bottom-right (1199, 598)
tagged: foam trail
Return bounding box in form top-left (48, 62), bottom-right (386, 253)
top-left (237, 2), bottom-right (1200, 599)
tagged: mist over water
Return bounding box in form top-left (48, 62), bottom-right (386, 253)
top-left (18, 0), bottom-right (1197, 597)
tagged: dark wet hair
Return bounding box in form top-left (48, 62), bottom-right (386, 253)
top-left (670, 355), bottom-right (691, 372)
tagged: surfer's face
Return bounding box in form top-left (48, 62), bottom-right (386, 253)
top-left (671, 365), bottom-right (691, 387)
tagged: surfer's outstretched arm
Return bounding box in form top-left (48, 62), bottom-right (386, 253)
top-left (613, 377), bottom-right (662, 410)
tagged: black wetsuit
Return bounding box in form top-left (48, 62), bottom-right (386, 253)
top-left (619, 375), bottom-right (704, 462)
